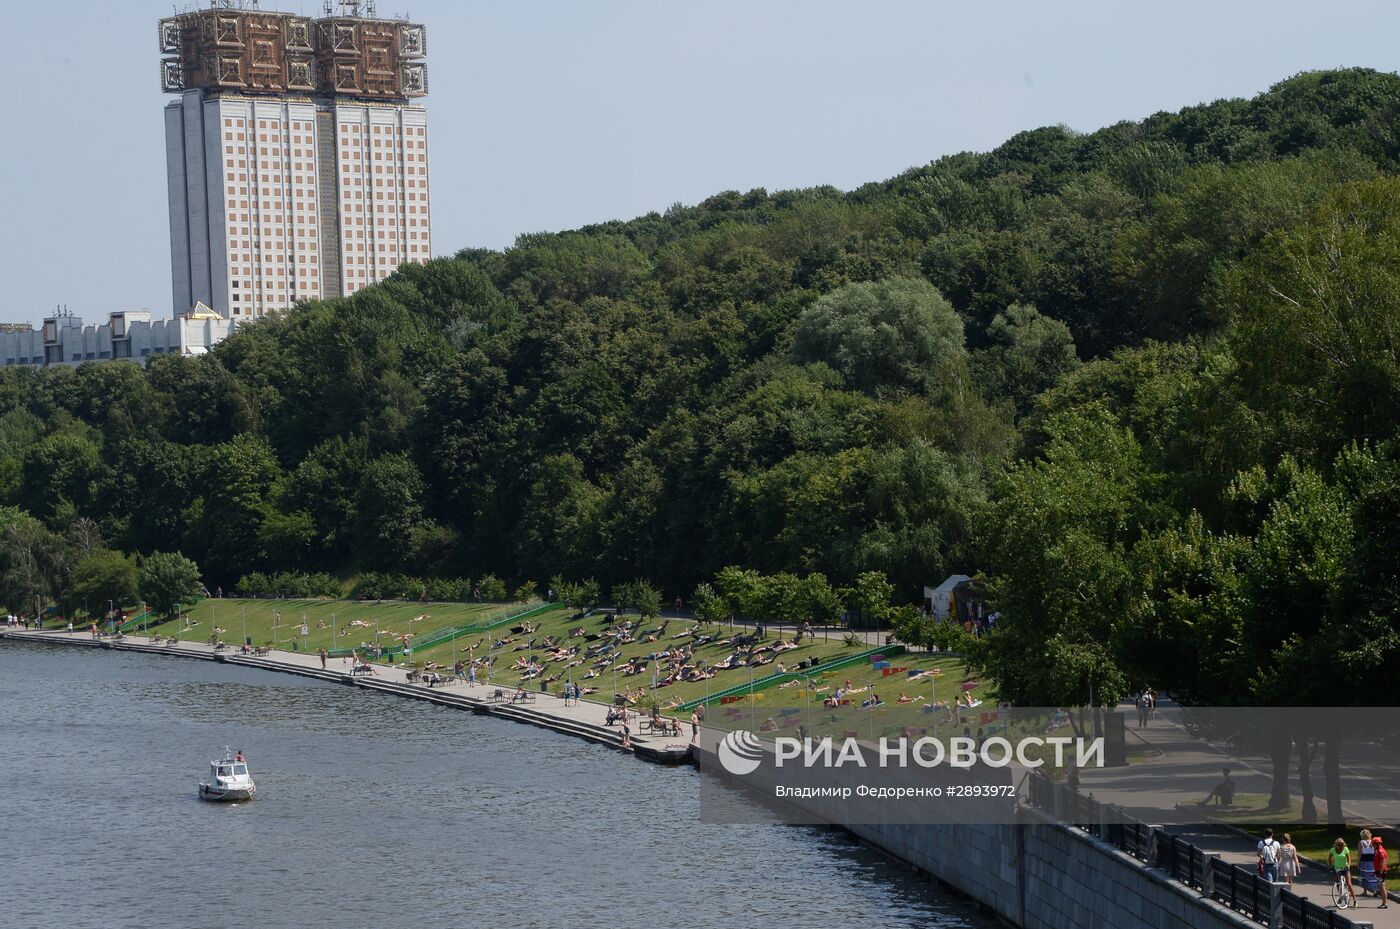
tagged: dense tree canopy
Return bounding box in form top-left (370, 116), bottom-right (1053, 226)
top-left (5, 69), bottom-right (1400, 718)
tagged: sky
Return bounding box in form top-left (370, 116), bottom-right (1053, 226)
top-left (0, 0), bottom-right (1397, 325)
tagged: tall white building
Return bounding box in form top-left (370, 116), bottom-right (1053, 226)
top-left (161, 3), bottom-right (430, 319)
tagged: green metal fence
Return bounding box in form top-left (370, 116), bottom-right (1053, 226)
top-left (676, 644), bottom-right (907, 711)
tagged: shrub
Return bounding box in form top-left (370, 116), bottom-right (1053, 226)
top-left (424, 577), bottom-right (459, 602)
top-left (236, 572), bottom-right (271, 597)
top-left (352, 573), bottom-right (389, 600)
top-left (478, 574), bottom-right (508, 601)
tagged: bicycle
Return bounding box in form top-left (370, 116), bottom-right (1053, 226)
top-left (1332, 872), bottom-right (1356, 909)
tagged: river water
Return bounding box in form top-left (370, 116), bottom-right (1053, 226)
top-left (0, 642), bottom-right (996, 929)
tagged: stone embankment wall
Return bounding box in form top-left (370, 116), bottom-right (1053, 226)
top-left (696, 744), bottom-right (1282, 929)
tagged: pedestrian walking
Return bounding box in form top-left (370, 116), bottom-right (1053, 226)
top-left (319, 646), bottom-right (328, 670)
top-left (1257, 828), bottom-right (1280, 883)
top-left (1374, 836), bottom-right (1390, 908)
top-left (1136, 690), bottom-right (1151, 728)
top-left (1280, 833), bottom-right (1300, 886)
top-left (690, 710), bottom-right (700, 744)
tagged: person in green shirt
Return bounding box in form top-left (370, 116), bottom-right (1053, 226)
top-left (1330, 838), bottom-right (1355, 897)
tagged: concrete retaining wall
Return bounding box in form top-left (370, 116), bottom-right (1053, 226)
top-left (696, 743), bottom-right (1273, 929)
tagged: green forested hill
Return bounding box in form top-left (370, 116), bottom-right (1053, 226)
top-left (7, 70), bottom-right (1400, 703)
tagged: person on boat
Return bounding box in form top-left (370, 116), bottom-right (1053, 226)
top-left (234, 750), bottom-right (245, 763)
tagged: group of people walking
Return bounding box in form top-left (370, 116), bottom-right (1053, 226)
top-left (1257, 827), bottom-right (1390, 907)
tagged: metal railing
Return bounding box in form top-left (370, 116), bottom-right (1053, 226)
top-left (1023, 773), bottom-right (1364, 929)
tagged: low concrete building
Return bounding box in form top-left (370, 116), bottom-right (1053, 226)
top-left (0, 305), bottom-right (235, 368)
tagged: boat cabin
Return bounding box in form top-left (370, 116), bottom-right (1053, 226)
top-left (212, 762), bottom-right (249, 781)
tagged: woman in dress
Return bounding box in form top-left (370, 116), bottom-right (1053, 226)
top-left (1279, 833), bottom-right (1300, 887)
top-left (1360, 829), bottom-right (1377, 895)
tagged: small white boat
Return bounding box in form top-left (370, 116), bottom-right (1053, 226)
top-left (198, 748), bottom-right (256, 802)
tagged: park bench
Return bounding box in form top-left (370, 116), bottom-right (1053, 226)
top-left (251, 646), bottom-right (271, 656)
top-left (640, 717), bottom-right (681, 737)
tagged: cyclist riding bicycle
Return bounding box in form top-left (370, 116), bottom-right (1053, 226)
top-left (1330, 838), bottom-right (1356, 901)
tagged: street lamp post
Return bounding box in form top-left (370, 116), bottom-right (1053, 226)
top-left (749, 665), bottom-right (756, 732)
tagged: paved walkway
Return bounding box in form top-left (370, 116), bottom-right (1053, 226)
top-left (1075, 701), bottom-right (1398, 927)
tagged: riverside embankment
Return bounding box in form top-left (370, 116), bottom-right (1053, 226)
top-left (5, 626), bottom-right (1372, 929)
top-left (0, 626), bottom-right (692, 764)
top-left (0, 637), bottom-right (996, 929)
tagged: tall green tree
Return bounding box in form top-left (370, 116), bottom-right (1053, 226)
top-left (66, 549), bottom-right (139, 617)
top-left (139, 552), bottom-right (203, 616)
top-left (792, 276), bottom-right (965, 395)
